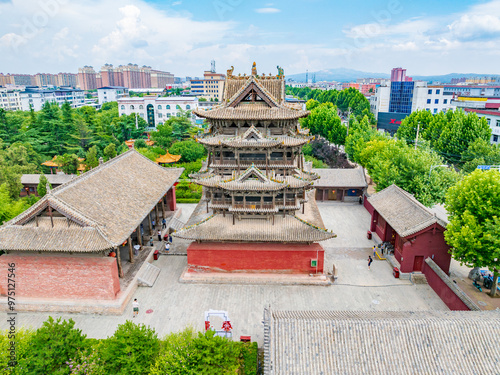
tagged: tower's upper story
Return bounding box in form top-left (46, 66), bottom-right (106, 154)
top-left (193, 63), bottom-right (309, 131)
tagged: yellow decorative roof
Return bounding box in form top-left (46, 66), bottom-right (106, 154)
top-left (41, 156), bottom-right (61, 168)
top-left (156, 151), bottom-right (181, 164)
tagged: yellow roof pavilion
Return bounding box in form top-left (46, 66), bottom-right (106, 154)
top-left (156, 151), bottom-right (181, 164)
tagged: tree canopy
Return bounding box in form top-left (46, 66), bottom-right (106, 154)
top-left (445, 169), bottom-right (500, 296)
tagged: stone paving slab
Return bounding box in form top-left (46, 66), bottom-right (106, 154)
top-left (0, 202), bottom-right (449, 345)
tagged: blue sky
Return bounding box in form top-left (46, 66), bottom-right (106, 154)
top-left (1, 0), bottom-right (500, 77)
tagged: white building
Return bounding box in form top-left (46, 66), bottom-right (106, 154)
top-left (370, 85), bottom-right (390, 115)
top-left (371, 82), bottom-right (455, 117)
top-left (20, 88), bottom-right (86, 111)
top-left (118, 96), bottom-right (200, 129)
top-left (412, 85), bottom-right (454, 114)
top-left (464, 109), bottom-right (500, 144)
top-left (0, 88), bottom-right (22, 111)
top-left (97, 86), bottom-right (129, 104)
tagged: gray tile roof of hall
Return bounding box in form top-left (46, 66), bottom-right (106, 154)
top-left (311, 166), bottom-right (367, 188)
top-left (21, 174), bottom-right (77, 185)
top-left (265, 309), bottom-right (500, 375)
top-left (0, 150), bottom-right (183, 252)
top-left (367, 184), bottom-right (447, 237)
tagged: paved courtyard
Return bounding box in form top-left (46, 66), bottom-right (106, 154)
top-left (0, 202), bottom-right (448, 344)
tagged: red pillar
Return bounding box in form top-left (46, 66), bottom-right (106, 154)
top-left (168, 186), bottom-right (177, 211)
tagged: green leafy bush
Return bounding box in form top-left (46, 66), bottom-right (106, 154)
top-left (18, 317), bottom-right (88, 375)
top-left (100, 320), bottom-right (160, 375)
top-left (0, 328), bottom-right (34, 375)
top-left (150, 329), bottom-right (240, 375)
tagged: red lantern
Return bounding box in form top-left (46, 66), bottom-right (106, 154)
top-left (205, 321), bottom-right (210, 331)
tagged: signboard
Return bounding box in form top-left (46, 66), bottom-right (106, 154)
top-left (377, 112), bottom-right (408, 134)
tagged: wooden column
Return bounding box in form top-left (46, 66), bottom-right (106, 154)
top-left (322, 189), bottom-right (327, 201)
top-left (148, 212), bottom-right (153, 235)
top-left (128, 236), bottom-right (134, 264)
top-left (116, 247), bottom-right (124, 278)
top-left (161, 198), bottom-right (166, 219)
top-left (137, 225), bottom-right (143, 246)
top-left (155, 204), bottom-right (159, 225)
top-left (237, 151), bottom-right (240, 173)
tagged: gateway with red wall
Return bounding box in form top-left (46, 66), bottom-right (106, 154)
top-left (367, 184), bottom-right (451, 273)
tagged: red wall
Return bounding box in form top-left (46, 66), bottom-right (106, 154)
top-left (364, 196), bottom-right (374, 216)
top-left (399, 227), bottom-right (451, 274)
top-left (187, 242), bottom-right (325, 274)
top-left (0, 254), bottom-right (120, 300)
top-left (423, 261), bottom-right (470, 311)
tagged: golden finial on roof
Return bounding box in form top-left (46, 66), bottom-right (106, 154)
top-left (227, 66), bottom-right (234, 77)
top-left (252, 62), bottom-right (257, 76)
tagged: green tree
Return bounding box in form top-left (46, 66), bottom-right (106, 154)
top-left (103, 143), bottom-right (117, 161)
top-left (396, 110), bottom-right (434, 145)
top-left (101, 320), bottom-right (160, 375)
top-left (460, 138), bottom-right (500, 173)
top-left (444, 169), bottom-right (500, 297)
top-left (168, 140), bottom-right (206, 163)
top-left (134, 139), bottom-right (147, 149)
top-left (85, 146), bottom-right (99, 171)
top-left (150, 122), bottom-right (174, 149)
top-left (435, 110), bottom-right (491, 165)
top-left (56, 154), bottom-right (80, 174)
top-left (37, 174), bottom-right (51, 197)
top-left (19, 317), bottom-right (88, 375)
top-left (305, 99), bottom-right (319, 110)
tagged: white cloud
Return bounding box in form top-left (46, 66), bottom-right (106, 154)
top-left (255, 7), bottom-right (280, 14)
top-left (172, 1), bottom-right (182, 6)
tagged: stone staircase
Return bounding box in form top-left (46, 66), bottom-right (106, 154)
top-left (137, 262), bottom-right (161, 287)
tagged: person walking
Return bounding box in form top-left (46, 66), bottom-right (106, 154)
top-left (162, 218), bottom-right (167, 229)
top-left (165, 242), bottom-right (170, 253)
top-left (373, 246), bottom-right (376, 258)
top-left (132, 299), bottom-right (139, 317)
top-left (157, 229), bottom-right (162, 242)
top-left (368, 256), bottom-right (373, 270)
top-left (152, 219), bottom-right (156, 229)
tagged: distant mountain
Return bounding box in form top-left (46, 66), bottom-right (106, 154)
top-left (287, 68), bottom-right (389, 83)
top-left (287, 69), bottom-right (500, 83)
top-left (412, 73), bottom-right (500, 83)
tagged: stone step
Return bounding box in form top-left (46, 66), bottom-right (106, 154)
top-left (137, 263), bottom-right (161, 287)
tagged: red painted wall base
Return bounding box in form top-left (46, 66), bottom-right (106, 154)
top-left (187, 242), bottom-right (325, 274)
top-left (0, 254), bottom-right (120, 300)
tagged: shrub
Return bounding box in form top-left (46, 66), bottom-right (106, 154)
top-left (18, 317), bottom-right (88, 375)
top-left (100, 320), bottom-right (160, 375)
top-left (0, 328), bottom-right (34, 375)
top-left (151, 329), bottom-right (239, 375)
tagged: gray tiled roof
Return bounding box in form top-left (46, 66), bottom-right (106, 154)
top-left (367, 184), bottom-right (447, 237)
top-left (265, 309), bottom-right (500, 375)
top-left (311, 166), bottom-right (367, 188)
top-left (21, 174), bottom-right (76, 185)
top-left (0, 150), bottom-right (183, 252)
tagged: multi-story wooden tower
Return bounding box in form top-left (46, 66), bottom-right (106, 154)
top-left (174, 63), bottom-right (335, 275)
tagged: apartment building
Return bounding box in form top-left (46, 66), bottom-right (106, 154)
top-left (20, 87), bottom-right (86, 111)
top-left (118, 96), bottom-right (199, 129)
top-left (0, 88), bottom-right (22, 111)
top-left (97, 86), bottom-right (129, 104)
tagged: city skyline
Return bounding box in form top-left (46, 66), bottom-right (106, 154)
top-left (1, 0), bottom-right (500, 77)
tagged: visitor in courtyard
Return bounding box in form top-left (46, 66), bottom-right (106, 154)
top-left (149, 237), bottom-right (153, 246)
top-left (373, 246), bottom-right (376, 257)
top-left (165, 242), bottom-right (170, 252)
top-left (368, 256), bottom-right (373, 270)
top-left (132, 299), bottom-right (139, 317)
top-left (162, 217), bottom-right (167, 229)
top-left (152, 219), bottom-right (156, 229)
top-left (157, 229), bottom-right (162, 242)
